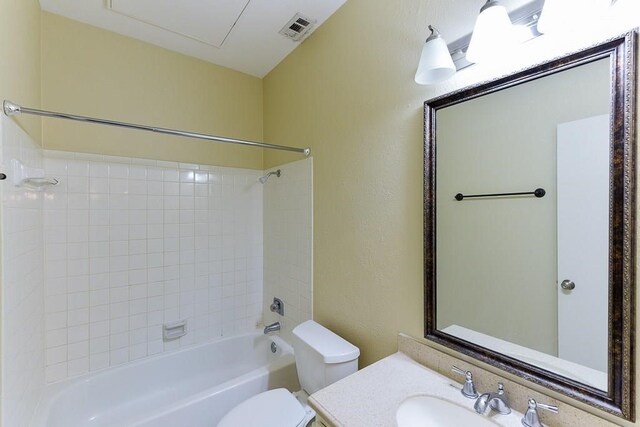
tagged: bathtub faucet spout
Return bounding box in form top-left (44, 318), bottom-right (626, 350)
top-left (263, 322), bottom-right (281, 334)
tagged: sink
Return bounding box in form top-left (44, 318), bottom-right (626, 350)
top-left (396, 395), bottom-right (501, 427)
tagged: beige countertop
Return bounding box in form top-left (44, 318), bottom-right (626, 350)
top-left (308, 351), bottom-right (525, 427)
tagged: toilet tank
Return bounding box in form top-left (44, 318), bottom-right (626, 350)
top-left (292, 320), bottom-right (360, 395)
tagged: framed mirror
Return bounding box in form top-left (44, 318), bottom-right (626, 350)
top-left (424, 32), bottom-right (637, 420)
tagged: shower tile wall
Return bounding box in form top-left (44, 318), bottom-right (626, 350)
top-left (0, 116), bottom-right (45, 427)
top-left (42, 151), bottom-right (263, 383)
top-left (263, 158), bottom-right (313, 341)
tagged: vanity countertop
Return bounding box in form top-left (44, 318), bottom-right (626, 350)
top-left (308, 351), bottom-right (525, 427)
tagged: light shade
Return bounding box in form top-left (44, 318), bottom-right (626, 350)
top-left (466, 0), bottom-right (516, 64)
top-left (415, 26), bottom-right (456, 85)
top-left (538, 0), bottom-right (612, 34)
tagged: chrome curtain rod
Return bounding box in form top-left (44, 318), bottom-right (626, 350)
top-left (3, 100), bottom-right (310, 157)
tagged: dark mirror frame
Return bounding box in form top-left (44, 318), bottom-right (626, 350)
top-left (424, 31), bottom-right (637, 420)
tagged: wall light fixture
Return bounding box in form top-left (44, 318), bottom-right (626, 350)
top-left (466, 0), bottom-right (517, 64)
top-left (538, 0), bottom-right (614, 34)
top-left (414, 26), bottom-right (456, 85)
top-left (415, 0), bottom-right (545, 86)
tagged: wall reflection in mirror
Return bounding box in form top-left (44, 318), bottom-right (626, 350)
top-left (435, 58), bottom-right (611, 391)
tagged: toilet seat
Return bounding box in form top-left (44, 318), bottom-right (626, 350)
top-left (217, 388), bottom-right (313, 427)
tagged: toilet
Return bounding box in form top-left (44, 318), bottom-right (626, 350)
top-left (217, 320), bottom-right (360, 427)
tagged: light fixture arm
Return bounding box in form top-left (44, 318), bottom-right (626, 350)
top-left (480, 0), bottom-right (500, 13)
top-left (426, 25), bottom-right (442, 42)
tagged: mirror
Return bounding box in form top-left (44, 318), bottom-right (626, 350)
top-left (424, 32), bottom-right (636, 420)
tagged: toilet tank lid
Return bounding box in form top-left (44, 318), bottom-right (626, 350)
top-left (292, 320), bottom-right (360, 364)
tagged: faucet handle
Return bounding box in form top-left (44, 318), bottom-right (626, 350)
top-left (522, 399), bottom-right (559, 427)
top-left (451, 366), bottom-right (479, 399)
top-left (496, 382), bottom-right (505, 394)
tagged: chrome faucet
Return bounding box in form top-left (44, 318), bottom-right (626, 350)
top-left (263, 322), bottom-right (281, 334)
top-left (521, 398), bottom-right (558, 427)
top-left (474, 383), bottom-right (511, 415)
top-left (451, 366), bottom-right (478, 399)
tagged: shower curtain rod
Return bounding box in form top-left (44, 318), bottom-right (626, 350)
top-left (3, 100), bottom-right (311, 157)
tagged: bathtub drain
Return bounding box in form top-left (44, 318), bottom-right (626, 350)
top-left (271, 342), bottom-right (277, 353)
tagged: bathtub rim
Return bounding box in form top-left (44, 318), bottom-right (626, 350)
top-left (31, 331), bottom-right (294, 426)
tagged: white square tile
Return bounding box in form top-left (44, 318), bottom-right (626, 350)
top-left (90, 273), bottom-right (109, 290)
top-left (110, 301), bottom-right (129, 318)
top-left (90, 163), bottom-right (109, 178)
top-left (110, 331), bottom-right (130, 351)
top-left (68, 194), bottom-right (90, 210)
top-left (67, 160), bottom-right (90, 177)
top-left (89, 177), bottom-right (109, 194)
top-left (109, 195), bottom-right (128, 210)
top-left (130, 343), bottom-right (148, 360)
top-left (130, 313), bottom-right (147, 330)
top-left (129, 180), bottom-right (147, 195)
top-left (110, 286), bottom-right (129, 303)
top-left (110, 317), bottom-right (128, 334)
top-left (129, 239), bottom-right (147, 255)
top-left (109, 164), bottom-right (129, 179)
top-left (109, 255), bottom-right (129, 272)
top-left (68, 324), bottom-right (90, 344)
top-left (68, 308), bottom-right (90, 326)
top-left (130, 299), bottom-right (147, 315)
top-left (130, 328), bottom-right (148, 345)
top-left (68, 242), bottom-right (90, 259)
top-left (148, 310), bottom-right (163, 326)
top-left (90, 304), bottom-right (110, 322)
top-left (46, 312), bottom-right (67, 331)
top-left (110, 210), bottom-right (129, 225)
top-left (89, 226), bottom-right (109, 242)
top-left (180, 170), bottom-right (195, 182)
top-left (129, 166), bottom-right (147, 180)
top-left (148, 195), bottom-right (163, 210)
top-left (46, 362), bottom-right (68, 383)
top-left (110, 272), bottom-right (128, 288)
top-left (147, 340), bottom-right (163, 356)
top-left (90, 257), bottom-right (110, 275)
top-left (47, 294), bottom-right (68, 314)
top-left (90, 194), bottom-right (109, 210)
top-left (129, 224), bottom-right (147, 240)
top-left (129, 195), bottom-right (147, 210)
top-left (68, 258), bottom-right (89, 277)
top-left (90, 352), bottom-right (110, 371)
top-left (68, 357), bottom-right (90, 377)
top-left (163, 170), bottom-right (179, 182)
top-left (46, 345), bottom-right (67, 365)
top-left (68, 341), bottom-right (89, 360)
top-left (147, 168), bottom-right (163, 181)
top-left (90, 336), bottom-right (110, 354)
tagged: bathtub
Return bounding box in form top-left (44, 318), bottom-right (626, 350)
top-left (32, 333), bottom-right (299, 427)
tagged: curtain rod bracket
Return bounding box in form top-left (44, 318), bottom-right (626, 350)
top-left (3, 101), bottom-right (20, 116)
top-left (2, 100), bottom-right (311, 157)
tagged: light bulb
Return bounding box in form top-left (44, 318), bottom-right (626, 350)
top-left (538, 0), bottom-right (613, 34)
top-left (466, 0), bottom-right (516, 64)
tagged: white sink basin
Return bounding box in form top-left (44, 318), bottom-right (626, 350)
top-left (396, 395), bottom-right (500, 427)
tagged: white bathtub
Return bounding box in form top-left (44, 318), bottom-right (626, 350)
top-left (32, 333), bottom-right (299, 427)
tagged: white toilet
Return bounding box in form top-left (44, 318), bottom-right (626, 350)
top-left (217, 320), bottom-right (360, 427)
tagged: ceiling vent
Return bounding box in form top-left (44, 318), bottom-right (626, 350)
top-left (279, 13), bottom-right (316, 42)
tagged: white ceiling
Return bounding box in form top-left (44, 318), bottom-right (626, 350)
top-left (38, 0), bottom-right (347, 78)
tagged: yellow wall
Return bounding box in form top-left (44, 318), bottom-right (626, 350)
top-left (41, 12), bottom-right (264, 169)
top-left (0, 0), bottom-right (41, 141)
top-left (264, 0), bottom-right (427, 367)
top-left (264, 0), bottom-right (639, 424)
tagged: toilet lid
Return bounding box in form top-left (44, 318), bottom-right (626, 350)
top-left (217, 388), bottom-right (307, 427)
